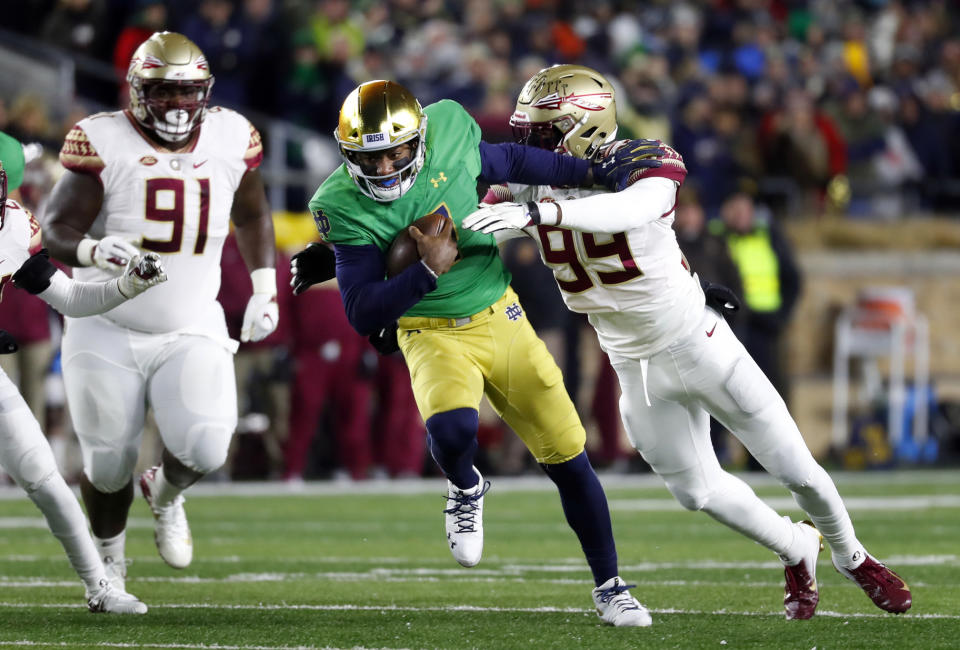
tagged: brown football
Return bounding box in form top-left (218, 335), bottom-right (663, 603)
top-left (385, 212), bottom-right (456, 278)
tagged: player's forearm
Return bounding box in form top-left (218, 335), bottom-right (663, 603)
top-left (43, 222), bottom-right (87, 266)
top-left (479, 142), bottom-right (590, 187)
top-left (234, 213), bottom-right (276, 271)
top-left (43, 169), bottom-right (104, 266)
top-left (336, 244), bottom-right (436, 335)
top-left (550, 177), bottom-right (678, 233)
top-left (39, 270), bottom-right (127, 317)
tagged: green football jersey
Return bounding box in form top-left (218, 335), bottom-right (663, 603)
top-left (308, 99), bottom-right (510, 319)
top-left (0, 131), bottom-right (25, 191)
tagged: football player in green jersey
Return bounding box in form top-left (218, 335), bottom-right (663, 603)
top-left (292, 80), bottom-right (665, 626)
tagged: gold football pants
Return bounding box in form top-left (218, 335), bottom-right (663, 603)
top-left (397, 287), bottom-right (585, 464)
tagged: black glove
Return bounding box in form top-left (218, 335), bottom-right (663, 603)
top-left (591, 138), bottom-right (665, 191)
top-left (368, 321), bottom-right (400, 355)
top-left (290, 242), bottom-right (337, 295)
top-left (703, 281), bottom-right (741, 320)
top-left (0, 329), bottom-right (18, 354)
top-left (12, 249), bottom-right (57, 295)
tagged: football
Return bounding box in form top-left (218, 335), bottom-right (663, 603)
top-left (385, 212), bottom-right (456, 278)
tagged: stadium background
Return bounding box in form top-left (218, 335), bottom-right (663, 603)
top-left (1, 0), bottom-right (960, 482)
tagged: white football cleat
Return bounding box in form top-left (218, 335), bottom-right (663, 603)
top-left (87, 579), bottom-right (148, 614)
top-left (140, 467), bottom-right (193, 569)
top-left (443, 469), bottom-right (490, 567)
top-left (102, 555), bottom-right (128, 591)
top-left (592, 576), bottom-right (652, 627)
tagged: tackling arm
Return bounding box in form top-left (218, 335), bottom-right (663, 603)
top-left (463, 177), bottom-right (679, 235)
top-left (549, 177), bottom-right (679, 233)
top-left (13, 251), bottom-right (166, 317)
top-left (479, 142), bottom-right (590, 187)
top-left (39, 271), bottom-right (128, 317)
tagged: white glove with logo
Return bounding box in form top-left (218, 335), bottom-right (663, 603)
top-left (462, 201), bottom-right (560, 234)
top-left (241, 268), bottom-right (279, 342)
top-left (117, 253), bottom-right (167, 298)
top-left (77, 236), bottom-right (142, 271)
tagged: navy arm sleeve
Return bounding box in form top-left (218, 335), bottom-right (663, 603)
top-left (335, 243), bottom-right (437, 335)
top-left (479, 141), bottom-right (590, 186)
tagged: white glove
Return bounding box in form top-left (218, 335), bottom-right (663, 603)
top-left (241, 268), bottom-right (279, 342)
top-left (78, 236), bottom-right (142, 271)
top-left (117, 253), bottom-right (167, 298)
top-left (462, 201), bottom-right (560, 234)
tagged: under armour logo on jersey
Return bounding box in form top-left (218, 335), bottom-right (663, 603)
top-left (505, 303), bottom-right (523, 321)
top-left (430, 172), bottom-right (448, 188)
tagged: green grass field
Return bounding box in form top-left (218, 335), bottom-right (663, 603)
top-left (1, 470), bottom-right (958, 649)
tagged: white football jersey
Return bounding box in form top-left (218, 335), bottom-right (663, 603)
top-left (0, 198), bottom-right (43, 297)
top-left (59, 107), bottom-right (263, 333)
top-left (509, 181), bottom-right (704, 359)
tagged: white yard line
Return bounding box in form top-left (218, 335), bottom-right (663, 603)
top-left (0, 575), bottom-right (933, 589)
top-left (609, 494), bottom-right (960, 512)
top-left (0, 470), bottom-right (958, 501)
top-left (1, 554), bottom-right (955, 569)
top-left (0, 601), bottom-right (955, 620)
top-left (0, 642), bottom-right (376, 650)
top-left (0, 494), bottom-right (957, 535)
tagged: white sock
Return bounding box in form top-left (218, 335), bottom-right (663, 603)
top-left (788, 465), bottom-right (866, 568)
top-left (93, 530), bottom-right (126, 564)
top-left (151, 465), bottom-right (184, 508)
top-left (28, 475), bottom-right (106, 593)
top-left (834, 547), bottom-right (869, 570)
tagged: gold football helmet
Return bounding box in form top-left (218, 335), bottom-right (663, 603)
top-left (511, 64), bottom-right (617, 160)
top-left (335, 80), bottom-right (427, 202)
top-left (127, 31), bottom-right (214, 143)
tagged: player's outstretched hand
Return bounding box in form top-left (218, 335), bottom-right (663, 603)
top-left (463, 202), bottom-right (539, 234)
top-left (591, 138), bottom-right (665, 192)
top-left (409, 225), bottom-right (458, 276)
top-left (118, 253), bottom-right (167, 298)
top-left (93, 236), bottom-right (142, 271)
top-left (290, 242), bottom-right (337, 295)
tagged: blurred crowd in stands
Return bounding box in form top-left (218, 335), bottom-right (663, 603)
top-left (5, 0), bottom-right (960, 218)
top-left (2, 0), bottom-right (958, 480)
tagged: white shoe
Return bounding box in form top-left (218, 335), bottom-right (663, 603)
top-left (140, 467), bottom-right (193, 569)
top-left (592, 576), bottom-right (652, 627)
top-left (87, 579), bottom-right (148, 614)
top-left (443, 469), bottom-right (489, 567)
top-left (102, 555), bottom-right (128, 591)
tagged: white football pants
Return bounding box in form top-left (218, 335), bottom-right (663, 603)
top-left (609, 306), bottom-right (860, 560)
top-left (62, 315), bottom-right (237, 493)
top-left (0, 367), bottom-right (104, 592)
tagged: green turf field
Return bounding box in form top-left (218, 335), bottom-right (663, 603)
top-left (0, 470), bottom-right (958, 649)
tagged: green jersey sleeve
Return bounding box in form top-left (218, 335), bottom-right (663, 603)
top-left (0, 131), bottom-right (25, 191)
